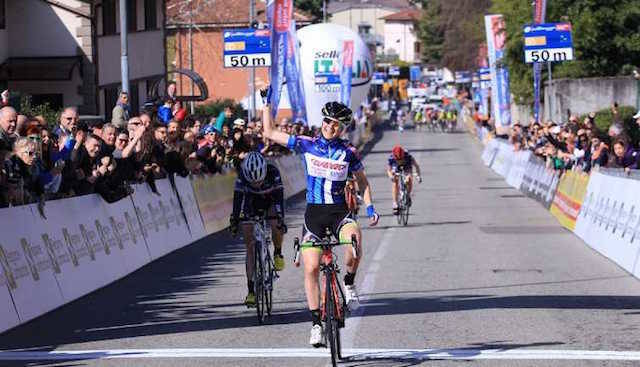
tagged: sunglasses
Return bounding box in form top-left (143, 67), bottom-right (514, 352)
top-left (323, 118), bottom-right (341, 127)
top-left (64, 117), bottom-right (77, 121)
top-left (117, 138), bottom-right (128, 143)
top-left (22, 150), bottom-right (35, 157)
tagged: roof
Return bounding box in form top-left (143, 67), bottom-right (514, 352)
top-left (380, 9), bottom-right (421, 21)
top-left (327, 0), bottom-right (413, 14)
top-left (166, 0), bottom-right (313, 27)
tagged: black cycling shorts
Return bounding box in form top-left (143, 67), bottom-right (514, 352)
top-left (302, 203), bottom-right (356, 242)
top-left (241, 193), bottom-right (275, 218)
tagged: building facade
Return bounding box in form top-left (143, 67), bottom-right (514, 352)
top-left (0, 0), bottom-right (166, 118)
top-left (381, 9), bottom-right (421, 63)
top-left (166, 0), bottom-right (311, 108)
top-left (327, 0), bottom-right (413, 58)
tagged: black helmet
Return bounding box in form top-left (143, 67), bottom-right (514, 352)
top-left (322, 102), bottom-right (352, 125)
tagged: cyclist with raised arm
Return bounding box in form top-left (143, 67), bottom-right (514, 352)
top-left (261, 90), bottom-right (379, 347)
top-left (387, 145), bottom-right (422, 214)
top-left (229, 151), bottom-right (287, 307)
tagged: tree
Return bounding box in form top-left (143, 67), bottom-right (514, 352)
top-left (490, 0), bottom-right (640, 104)
top-left (417, 0), bottom-right (490, 70)
top-left (294, 0), bottom-right (323, 21)
top-left (417, 0), bottom-right (444, 65)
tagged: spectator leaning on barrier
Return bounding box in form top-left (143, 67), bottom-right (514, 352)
top-left (3, 137), bottom-right (62, 206)
top-left (111, 92), bottom-right (131, 129)
top-left (0, 106), bottom-right (18, 159)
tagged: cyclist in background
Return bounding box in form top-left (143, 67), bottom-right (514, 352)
top-left (261, 92), bottom-right (379, 347)
top-left (229, 151), bottom-right (287, 307)
top-left (387, 145), bottom-right (422, 214)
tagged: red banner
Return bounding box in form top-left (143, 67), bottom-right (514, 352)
top-left (274, 0), bottom-right (293, 33)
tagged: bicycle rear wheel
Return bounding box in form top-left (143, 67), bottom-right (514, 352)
top-left (325, 272), bottom-right (339, 367)
top-left (254, 243), bottom-right (265, 324)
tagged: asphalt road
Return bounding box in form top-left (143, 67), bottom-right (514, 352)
top-left (2, 126), bottom-right (640, 366)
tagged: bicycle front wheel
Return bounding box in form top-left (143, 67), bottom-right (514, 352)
top-left (254, 243), bottom-right (265, 324)
top-left (325, 274), bottom-right (339, 367)
top-left (402, 202), bottom-right (410, 226)
top-left (265, 255), bottom-right (273, 316)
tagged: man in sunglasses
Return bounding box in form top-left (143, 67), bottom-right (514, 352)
top-left (261, 89), bottom-right (379, 347)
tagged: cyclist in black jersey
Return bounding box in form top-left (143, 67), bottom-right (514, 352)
top-left (230, 152), bottom-right (286, 307)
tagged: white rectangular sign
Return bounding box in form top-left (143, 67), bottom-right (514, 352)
top-left (223, 53), bottom-right (271, 68)
top-left (525, 48), bottom-right (573, 63)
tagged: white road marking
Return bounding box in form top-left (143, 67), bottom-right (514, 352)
top-left (2, 348), bottom-right (640, 361)
top-left (341, 227), bottom-right (396, 349)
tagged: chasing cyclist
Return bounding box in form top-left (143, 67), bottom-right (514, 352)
top-left (261, 91), bottom-right (379, 347)
top-left (229, 151), bottom-right (287, 307)
top-left (387, 145), bottom-right (422, 214)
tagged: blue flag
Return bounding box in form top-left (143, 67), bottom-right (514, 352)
top-left (269, 0), bottom-right (293, 118)
top-left (285, 20), bottom-right (307, 124)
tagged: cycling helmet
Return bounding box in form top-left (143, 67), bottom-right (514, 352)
top-left (392, 145), bottom-right (405, 160)
top-left (242, 151), bottom-right (267, 184)
top-left (322, 102), bottom-right (352, 125)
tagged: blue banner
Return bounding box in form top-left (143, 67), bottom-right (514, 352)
top-left (532, 0), bottom-right (546, 123)
top-left (340, 41), bottom-right (354, 107)
top-left (485, 14), bottom-right (511, 127)
top-left (285, 20), bottom-right (307, 124)
top-left (268, 0), bottom-right (292, 118)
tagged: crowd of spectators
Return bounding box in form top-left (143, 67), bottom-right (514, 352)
top-left (481, 104), bottom-right (640, 174)
top-left (0, 90), bottom-right (321, 209)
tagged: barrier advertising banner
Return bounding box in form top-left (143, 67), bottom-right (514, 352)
top-left (130, 182), bottom-right (190, 260)
top-left (485, 14), bottom-right (512, 127)
top-left (174, 176), bottom-right (207, 241)
top-left (490, 140), bottom-right (514, 178)
top-left (191, 173), bottom-right (237, 234)
top-left (0, 205), bottom-right (65, 323)
top-left (481, 138), bottom-right (499, 166)
top-left (550, 171), bottom-right (589, 231)
top-left (505, 150), bottom-right (533, 189)
top-left (574, 172), bottom-right (640, 276)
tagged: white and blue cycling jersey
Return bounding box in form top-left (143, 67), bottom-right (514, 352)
top-left (287, 135), bottom-right (363, 204)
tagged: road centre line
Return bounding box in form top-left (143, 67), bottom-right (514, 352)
top-left (2, 348), bottom-right (640, 361)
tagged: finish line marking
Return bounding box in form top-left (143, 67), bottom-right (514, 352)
top-left (2, 348), bottom-right (640, 361)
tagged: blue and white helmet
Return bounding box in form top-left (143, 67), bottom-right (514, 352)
top-left (242, 151), bottom-right (267, 184)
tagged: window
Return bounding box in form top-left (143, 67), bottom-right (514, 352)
top-left (127, 0), bottom-right (137, 32)
top-left (144, 0), bottom-right (157, 30)
top-left (0, 0), bottom-right (6, 30)
top-left (102, 0), bottom-right (117, 35)
top-left (414, 42), bottom-right (421, 54)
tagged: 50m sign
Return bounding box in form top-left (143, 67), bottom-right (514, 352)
top-left (224, 54), bottom-right (271, 68)
top-left (525, 48), bottom-right (573, 63)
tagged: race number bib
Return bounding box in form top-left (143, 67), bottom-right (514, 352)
top-left (305, 154), bottom-right (349, 181)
